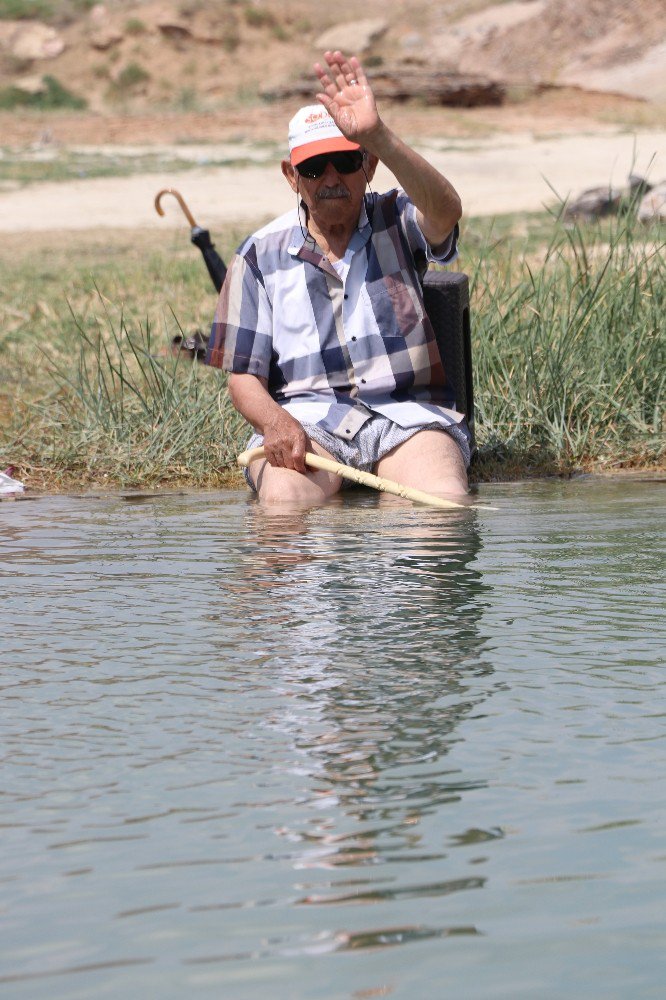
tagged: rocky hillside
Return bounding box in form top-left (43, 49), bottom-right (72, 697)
top-left (0, 0), bottom-right (664, 115)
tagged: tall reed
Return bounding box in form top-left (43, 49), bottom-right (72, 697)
top-left (24, 296), bottom-right (247, 487)
top-left (469, 210), bottom-right (664, 471)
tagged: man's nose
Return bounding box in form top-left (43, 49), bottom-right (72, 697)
top-left (320, 160), bottom-right (342, 183)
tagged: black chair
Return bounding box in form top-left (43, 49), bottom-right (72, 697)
top-left (422, 270), bottom-right (476, 455)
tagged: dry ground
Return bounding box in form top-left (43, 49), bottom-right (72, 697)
top-left (1, 88), bottom-right (665, 238)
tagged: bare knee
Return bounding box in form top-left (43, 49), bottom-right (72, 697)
top-left (259, 476), bottom-right (321, 505)
top-left (428, 470), bottom-right (469, 500)
top-left (253, 463), bottom-right (341, 506)
top-left (375, 429), bottom-right (469, 498)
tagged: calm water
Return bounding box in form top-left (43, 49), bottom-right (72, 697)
top-left (1, 480), bottom-right (665, 999)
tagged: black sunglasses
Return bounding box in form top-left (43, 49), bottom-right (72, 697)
top-left (296, 150), bottom-right (364, 179)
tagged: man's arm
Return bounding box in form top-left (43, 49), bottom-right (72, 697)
top-left (206, 253), bottom-right (310, 475)
top-left (362, 127), bottom-right (461, 248)
top-left (314, 50), bottom-right (461, 246)
top-left (229, 373), bottom-right (309, 474)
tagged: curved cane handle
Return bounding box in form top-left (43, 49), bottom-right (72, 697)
top-left (154, 188), bottom-right (198, 228)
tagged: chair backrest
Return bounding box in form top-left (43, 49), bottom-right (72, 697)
top-left (422, 270), bottom-right (476, 454)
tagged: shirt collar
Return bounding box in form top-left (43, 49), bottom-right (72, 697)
top-left (288, 197), bottom-right (372, 258)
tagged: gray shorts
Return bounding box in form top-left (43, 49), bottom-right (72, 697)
top-left (243, 414), bottom-right (471, 491)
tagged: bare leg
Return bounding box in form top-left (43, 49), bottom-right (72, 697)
top-left (248, 440), bottom-right (344, 506)
top-left (375, 429), bottom-right (468, 499)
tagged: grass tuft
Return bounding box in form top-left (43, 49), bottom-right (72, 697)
top-left (18, 294), bottom-right (247, 488)
top-left (467, 207), bottom-right (665, 473)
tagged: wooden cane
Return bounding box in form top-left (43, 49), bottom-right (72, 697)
top-left (237, 446), bottom-right (495, 511)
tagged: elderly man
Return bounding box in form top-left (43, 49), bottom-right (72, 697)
top-left (206, 51), bottom-right (471, 505)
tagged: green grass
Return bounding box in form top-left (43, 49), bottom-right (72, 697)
top-left (0, 0), bottom-right (95, 22)
top-left (0, 228), bottom-right (250, 489)
top-left (0, 211), bottom-right (664, 491)
top-left (0, 148), bottom-right (277, 187)
top-left (35, 305), bottom-right (247, 487)
top-left (106, 62), bottom-right (151, 102)
top-left (464, 207), bottom-right (665, 474)
top-left (0, 0), bottom-right (55, 18)
top-left (124, 17), bottom-right (147, 35)
top-left (243, 3), bottom-right (276, 29)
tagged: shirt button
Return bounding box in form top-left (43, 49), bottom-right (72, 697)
top-left (351, 336), bottom-right (357, 341)
top-left (345, 428), bottom-right (351, 435)
top-left (344, 294), bottom-right (349, 299)
top-left (361, 378), bottom-right (366, 384)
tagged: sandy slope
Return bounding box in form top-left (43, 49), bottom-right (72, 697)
top-left (1, 129), bottom-right (664, 233)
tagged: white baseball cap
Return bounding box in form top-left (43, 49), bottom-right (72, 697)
top-left (288, 104), bottom-right (360, 167)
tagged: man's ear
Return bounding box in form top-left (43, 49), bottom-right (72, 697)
top-left (364, 153), bottom-right (379, 183)
top-left (281, 159), bottom-right (298, 193)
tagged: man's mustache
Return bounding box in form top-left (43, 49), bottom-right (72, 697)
top-left (316, 185), bottom-right (351, 201)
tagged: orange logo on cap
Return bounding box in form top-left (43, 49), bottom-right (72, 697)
top-left (304, 111), bottom-right (327, 124)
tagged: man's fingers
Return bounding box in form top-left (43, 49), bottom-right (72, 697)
top-left (324, 50), bottom-right (348, 92)
top-left (264, 431), bottom-right (309, 474)
top-left (316, 93), bottom-right (334, 115)
top-left (291, 442), bottom-right (307, 474)
top-left (331, 50), bottom-right (360, 89)
top-left (313, 62), bottom-right (334, 90)
top-left (349, 55), bottom-right (367, 87)
top-left (335, 52), bottom-right (356, 81)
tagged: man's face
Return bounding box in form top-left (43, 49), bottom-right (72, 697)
top-left (282, 150), bottom-right (378, 231)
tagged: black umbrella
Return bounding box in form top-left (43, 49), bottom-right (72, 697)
top-left (154, 188), bottom-right (227, 292)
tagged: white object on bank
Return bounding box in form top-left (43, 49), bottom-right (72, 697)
top-left (0, 471), bottom-right (25, 495)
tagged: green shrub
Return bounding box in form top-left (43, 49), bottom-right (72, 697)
top-left (0, 0), bottom-right (95, 23)
top-left (0, 0), bottom-right (54, 19)
top-left (111, 62), bottom-right (151, 94)
top-left (243, 4), bottom-right (275, 28)
top-left (124, 17), bottom-right (147, 35)
top-left (173, 87), bottom-right (199, 111)
top-left (0, 75), bottom-right (87, 110)
top-left (271, 22), bottom-right (289, 42)
top-left (177, 0), bottom-right (206, 16)
top-left (118, 62), bottom-right (150, 87)
top-left (221, 29), bottom-right (240, 52)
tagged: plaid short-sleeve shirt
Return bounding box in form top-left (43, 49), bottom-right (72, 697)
top-left (206, 189), bottom-right (465, 440)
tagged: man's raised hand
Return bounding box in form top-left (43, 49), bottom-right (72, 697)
top-left (314, 51), bottom-right (380, 143)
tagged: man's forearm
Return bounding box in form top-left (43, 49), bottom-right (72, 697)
top-left (228, 372), bottom-right (282, 434)
top-left (228, 372), bottom-right (309, 472)
top-left (365, 123), bottom-right (462, 246)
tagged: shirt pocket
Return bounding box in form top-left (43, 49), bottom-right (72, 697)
top-left (365, 269), bottom-right (423, 339)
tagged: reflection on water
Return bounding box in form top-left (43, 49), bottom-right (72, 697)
top-left (219, 504), bottom-right (493, 937)
top-left (0, 480), bottom-right (665, 998)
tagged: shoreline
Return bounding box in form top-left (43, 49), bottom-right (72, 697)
top-left (4, 464), bottom-right (664, 501)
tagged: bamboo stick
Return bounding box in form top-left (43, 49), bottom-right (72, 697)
top-left (237, 446), bottom-right (494, 511)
